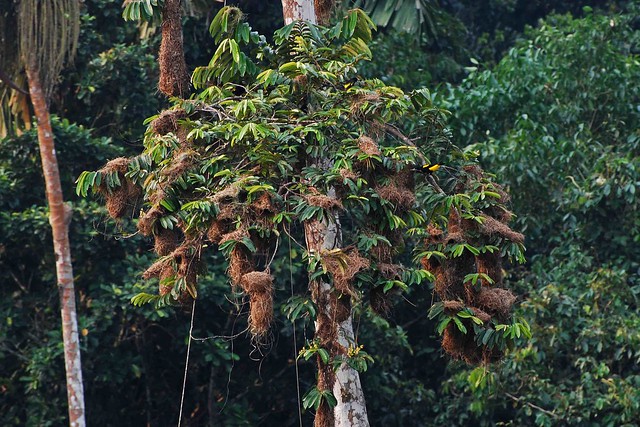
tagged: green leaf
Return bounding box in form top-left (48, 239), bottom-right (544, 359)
top-left (428, 302), bottom-right (444, 319)
top-left (436, 317), bottom-right (451, 335)
top-left (317, 348), bottom-right (330, 364)
top-left (453, 316), bottom-right (467, 334)
top-left (131, 293), bottom-right (159, 307)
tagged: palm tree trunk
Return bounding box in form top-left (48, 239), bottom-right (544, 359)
top-left (25, 64), bottom-right (86, 427)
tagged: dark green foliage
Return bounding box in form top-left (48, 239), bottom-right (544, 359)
top-left (17, 1), bottom-right (640, 425)
top-left (448, 0), bottom-right (630, 65)
top-left (0, 118), bottom-right (299, 425)
top-left (434, 5), bottom-right (640, 426)
top-left (446, 5), bottom-right (640, 260)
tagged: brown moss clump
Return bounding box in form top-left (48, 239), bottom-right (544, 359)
top-left (162, 150), bottom-right (195, 181)
top-left (446, 208), bottom-right (463, 235)
top-left (376, 181), bottom-right (416, 210)
top-left (339, 168), bottom-right (358, 181)
top-left (151, 108), bottom-right (186, 135)
top-left (306, 193), bottom-right (344, 210)
top-left (252, 192), bottom-right (274, 212)
top-left (479, 214), bottom-right (525, 244)
top-left (357, 135), bottom-right (381, 156)
top-left (442, 323), bottom-right (502, 365)
top-left (97, 158), bottom-right (141, 219)
top-left (219, 227), bottom-right (249, 246)
top-left (370, 240), bottom-right (392, 263)
top-left (395, 168), bottom-right (415, 189)
top-left (431, 252), bottom-right (475, 301)
top-left (137, 206), bottom-right (164, 236)
top-left (322, 249), bottom-right (370, 297)
top-left (248, 292), bottom-right (273, 337)
top-left (475, 287), bottom-right (517, 319)
top-left (494, 208), bottom-right (514, 224)
top-left (469, 306), bottom-right (492, 323)
top-left (104, 183), bottom-right (140, 219)
top-left (476, 252), bottom-right (503, 285)
top-left (292, 74), bottom-right (308, 91)
top-left (378, 263), bottom-right (403, 280)
top-left (462, 164), bottom-right (484, 180)
top-left (175, 245), bottom-right (198, 277)
top-left (142, 257), bottom-right (170, 280)
top-left (158, 0), bottom-right (190, 98)
top-left (240, 271), bottom-right (273, 294)
top-left (370, 286), bottom-right (392, 317)
top-left (228, 246), bottom-right (254, 287)
top-left (441, 323), bottom-right (482, 364)
top-left (159, 265), bottom-right (175, 296)
top-left (426, 224), bottom-right (444, 243)
top-left (249, 193), bottom-right (276, 219)
top-left (350, 93), bottom-right (381, 116)
top-left (443, 300), bottom-right (465, 313)
top-left (99, 157), bottom-right (129, 176)
top-left (216, 203), bottom-right (240, 222)
top-left (206, 220), bottom-right (228, 244)
top-left (154, 228), bottom-right (180, 256)
top-left (212, 185), bottom-right (240, 204)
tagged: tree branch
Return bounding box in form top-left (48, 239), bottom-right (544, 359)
top-left (505, 392), bottom-right (558, 418)
top-left (0, 67), bottom-right (28, 95)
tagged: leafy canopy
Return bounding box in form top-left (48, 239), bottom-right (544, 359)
top-left (78, 6), bottom-right (526, 358)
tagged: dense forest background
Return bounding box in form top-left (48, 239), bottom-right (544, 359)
top-left (1, 0), bottom-right (640, 426)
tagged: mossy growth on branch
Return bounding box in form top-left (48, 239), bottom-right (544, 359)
top-left (77, 7), bottom-right (527, 364)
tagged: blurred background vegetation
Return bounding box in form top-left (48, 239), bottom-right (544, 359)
top-left (1, 0), bottom-right (639, 425)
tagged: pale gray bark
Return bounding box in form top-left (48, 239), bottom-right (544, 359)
top-left (281, 0), bottom-right (317, 24)
top-left (26, 65), bottom-right (86, 427)
top-left (305, 189), bottom-right (369, 426)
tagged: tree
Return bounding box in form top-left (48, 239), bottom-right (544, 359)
top-left (282, 1), bottom-right (369, 424)
top-left (79, 2), bottom-right (528, 425)
top-left (0, 1), bottom-right (85, 425)
top-left (434, 4), bottom-right (640, 425)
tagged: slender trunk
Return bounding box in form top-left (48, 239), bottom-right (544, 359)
top-left (280, 1), bottom-right (368, 424)
top-left (281, 0), bottom-right (317, 25)
top-left (304, 191), bottom-right (369, 427)
top-left (25, 65), bottom-right (86, 427)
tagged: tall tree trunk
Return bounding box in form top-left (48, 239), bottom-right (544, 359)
top-left (281, 0), bottom-right (317, 24)
top-left (304, 212), bottom-right (370, 427)
top-left (281, 1), bottom-right (369, 424)
top-left (25, 64), bottom-right (86, 427)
